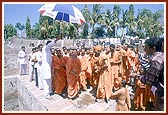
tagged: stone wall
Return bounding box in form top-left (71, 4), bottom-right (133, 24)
top-left (17, 75), bottom-right (48, 111)
top-left (17, 75), bottom-right (116, 112)
top-left (4, 75), bottom-right (19, 111)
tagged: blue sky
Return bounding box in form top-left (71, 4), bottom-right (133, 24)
top-left (3, 2), bottom-right (165, 34)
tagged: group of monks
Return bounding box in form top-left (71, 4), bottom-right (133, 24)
top-left (50, 43), bottom-right (154, 111)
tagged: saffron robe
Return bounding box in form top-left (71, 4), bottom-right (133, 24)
top-left (66, 57), bottom-right (81, 99)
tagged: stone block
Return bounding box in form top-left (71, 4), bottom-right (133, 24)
top-left (47, 98), bottom-right (73, 111)
top-left (85, 104), bottom-right (104, 111)
top-left (16, 75), bottom-right (117, 112)
top-left (31, 95), bottom-right (47, 111)
top-left (76, 92), bottom-right (95, 108)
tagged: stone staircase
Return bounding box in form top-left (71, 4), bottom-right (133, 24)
top-left (17, 75), bottom-right (117, 112)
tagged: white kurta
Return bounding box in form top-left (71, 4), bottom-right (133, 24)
top-left (41, 41), bottom-right (55, 79)
top-left (18, 50), bottom-right (27, 75)
top-left (28, 52), bottom-right (36, 81)
top-left (18, 50), bottom-right (27, 64)
top-left (41, 41), bottom-right (56, 96)
top-left (35, 51), bottom-right (43, 69)
top-left (36, 51), bottom-right (43, 89)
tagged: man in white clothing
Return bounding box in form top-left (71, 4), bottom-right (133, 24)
top-left (18, 46), bottom-right (27, 75)
top-left (28, 47), bottom-right (36, 82)
top-left (42, 36), bottom-right (62, 99)
top-left (35, 44), bottom-right (44, 90)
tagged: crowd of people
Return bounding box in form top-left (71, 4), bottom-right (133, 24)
top-left (17, 37), bottom-right (164, 111)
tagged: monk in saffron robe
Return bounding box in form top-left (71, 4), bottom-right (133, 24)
top-left (130, 67), bottom-right (146, 111)
top-left (51, 49), bottom-right (67, 95)
top-left (134, 77), bottom-right (146, 111)
top-left (120, 44), bottom-right (132, 83)
top-left (109, 44), bottom-right (122, 89)
top-left (85, 55), bottom-right (93, 89)
top-left (96, 46), bottom-right (112, 102)
top-left (63, 48), bottom-right (69, 64)
top-left (78, 48), bottom-right (88, 90)
top-left (87, 50), bottom-right (99, 88)
top-left (66, 49), bottom-right (81, 99)
top-left (134, 45), bottom-right (141, 73)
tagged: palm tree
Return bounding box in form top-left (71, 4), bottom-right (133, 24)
top-left (136, 9), bottom-right (144, 38)
top-left (125, 4), bottom-right (137, 37)
top-left (4, 24), bottom-right (17, 40)
top-left (103, 9), bottom-right (113, 38)
top-left (26, 16), bottom-right (31, 38)
top-left (139, 8), bottom-right (153, 38)
top-left (40, 19), bottom-right (49, 39)
top-left (51, 21), bottom-right (61, 38)
top-left (32, 23), bottom-right (41, 39)
top-left (119, 9), bottom-right (128, 38)
top-left (152, 10), bottom-right (164, 37)
top-left (15, 22), bottom-right (25, 37)
top-left (112, 5), bottom-right (121, 37)
top-left (89, 4), bottom-right (104, 38)
top-left (68, 24), bottom-right (77, 39)
top-left (82, 5), bottom-right (91, 22)
top-left (81, 5), bottom-right (90, 39)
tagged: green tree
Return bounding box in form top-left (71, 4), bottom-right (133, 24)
top-left (119, 9), bottom-right (128, 37)
top-left (89, 4), bottom-right (104, 38)
top-left (31, 23), bottom-right (41, 39)
top-left (38, 14), bottom-right (54, 39)
top-left (40, 19), bottom-right (49, 39)
top-left (50, 21), bottom-right (61, 38)
top-left (4, 24), bottom-right (17, 40)
top-left (81, 5), bottom-right (91, 39)
top-left (68, 24), bottom-right (77, 39)
top-left (81, 23), bottom-right (89, 39)
top-left (136, 8), bottom-right (163, 38)
top-left (139, 8), bottom-right (154, 38)
top-left (125, 4), bottom-right (137, 37)
top-left (61, 22), bottom-right (69, 38)
top-left (26, 16), bottom-right (31, 38)
top-left (95, 26), bottom-right (105, 38)
top-left (103, 9), bottom-right (113, 38)
top-left (15, 22), bottom-right (25, 37)
top-left (82, 5), bottom-right (91, 22)
top-left (47, 24), bottom-right (54, 39)
top-left (152, 10), bottom-right (164, 37)
top-left (112, 5), bottom-right (121, 37)
top-left (136, 9), bottom-right (144, 38)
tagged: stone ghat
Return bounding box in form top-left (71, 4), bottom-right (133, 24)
top-left (17, 75), bottom-right (116, 112)
top-left (4, 75), bottom-right (19, 111)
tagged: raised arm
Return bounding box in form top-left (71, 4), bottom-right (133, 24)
top-left (54, 35), bottom-right (62, 43)
top-left (46, 35), bottom-right (62, 51)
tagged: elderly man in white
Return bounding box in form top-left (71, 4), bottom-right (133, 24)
top-left (42, 36), bottom-right (61, 100)
top-left (18, 46), bottom-right (27, 75)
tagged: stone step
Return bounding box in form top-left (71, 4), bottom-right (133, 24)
top-left (17, 75), bottom-right (117, 112)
